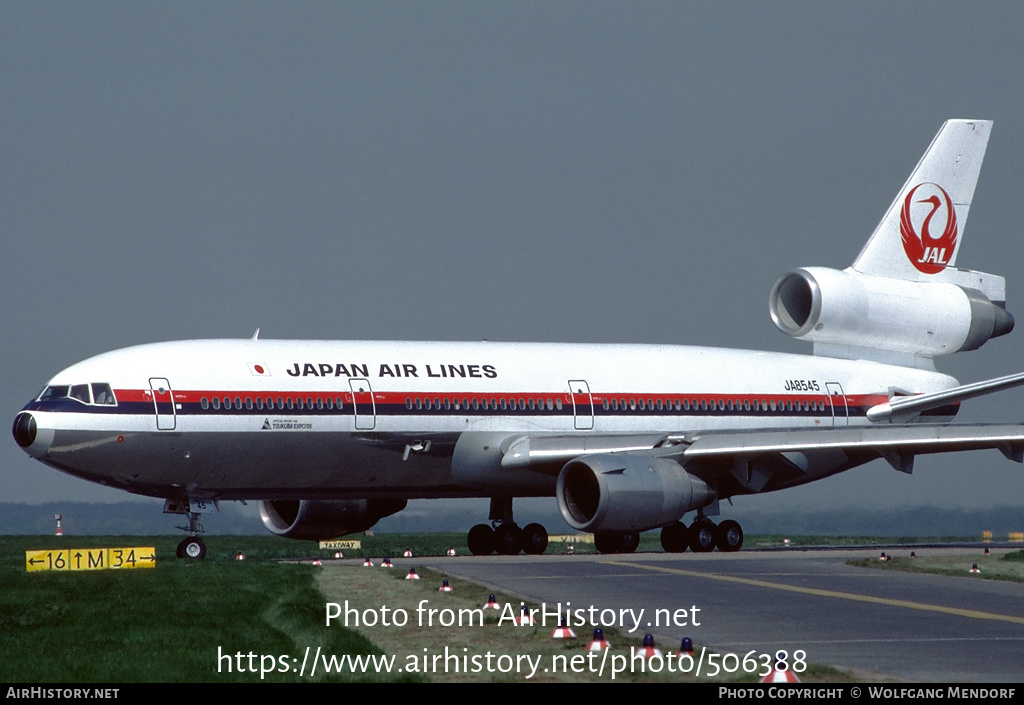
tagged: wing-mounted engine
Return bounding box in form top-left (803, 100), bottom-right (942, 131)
top-left (258, 498), bottom-right (407, 540)
top-left (556, 454), bottom-right (714, 533)
top-left (769, 267), bottom-right (1013, 368)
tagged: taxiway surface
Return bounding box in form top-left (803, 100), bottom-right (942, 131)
top-left (418, 548), bottom-right (1024, 682)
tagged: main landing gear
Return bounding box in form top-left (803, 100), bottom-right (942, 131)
top-left (660, 517), bottom-right (744, 553)
top-left (467, 522), bottom-right (550, 555)
top-left (467, 498), bottom-right (549, 556)
top-left (593, 531), bottom-right (640, 554)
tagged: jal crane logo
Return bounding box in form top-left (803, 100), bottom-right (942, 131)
top-left (900, 182), bottom-right (958, 273)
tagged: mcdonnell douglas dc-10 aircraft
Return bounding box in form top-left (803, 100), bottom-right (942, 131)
top-left (13, 119), bottom-right (1024, 559)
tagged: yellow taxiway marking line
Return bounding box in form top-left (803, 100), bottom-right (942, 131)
top-left (601, 560), bottom-right (1024, 626)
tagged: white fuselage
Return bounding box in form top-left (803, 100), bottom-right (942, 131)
top-left (17, 338), bottom-right (957, 501)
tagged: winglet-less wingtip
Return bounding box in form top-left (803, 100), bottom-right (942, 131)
top-left (867, 371), bottom-right (1024, 422)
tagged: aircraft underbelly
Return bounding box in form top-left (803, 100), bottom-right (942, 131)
top-left (39, 429), bottom-right (468, 499)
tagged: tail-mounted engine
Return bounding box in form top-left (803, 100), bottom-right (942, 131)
top-left (769, 267), bottom-right (1013, 365)
top-left (258, 498), bottom-right (407, 540)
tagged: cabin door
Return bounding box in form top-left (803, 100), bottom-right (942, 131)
top-left (149, 378), bottom-right (176, 430)
top-left (569, 379), bottom-right (594, 430)
top-left (349, 378), bottom-right (376, 430)
top-left (826, 382), bottom-right (848, 426)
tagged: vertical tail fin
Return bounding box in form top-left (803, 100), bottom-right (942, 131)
top-left (851, 119), bottom-right (991, 280)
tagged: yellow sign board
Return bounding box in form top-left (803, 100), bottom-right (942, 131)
top-left (549, 534), bottom-right (594, 544)
top-left (26, 547), bottom-right (157, 572)
top-left (318, 539), bottom-right (362, 550)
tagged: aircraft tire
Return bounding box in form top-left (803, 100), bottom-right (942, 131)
top-left (522, 523), bottom-right (548, 555)
top-left (493, 524), bottom-right (523, 555)
top-left (660, 522), bottom-right (689, 553)
top-left (467, 524), bottom-right (495, 556)
top-left (595, 531), bottom-right (639, 554)
top-left (619, 531), bottom-right (640, 554)
top-left (688, 520), bottom-right (717, 553)
top-left (716, 520), bottom-right (743, 552)
top-left (178, 537), bottom-right (206, 560)
top-left (594, 532), bottom-right (619, 554)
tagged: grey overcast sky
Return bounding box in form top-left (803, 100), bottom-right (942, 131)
top-left (3, 2), bottom-right (1024, 515)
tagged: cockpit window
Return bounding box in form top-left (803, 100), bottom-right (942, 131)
top-left (92, 383), bottom-right (116, 405)
top-left (37, 383), bottom-right (117, 406)
top-left (39, 385), bottom-right (69, 401)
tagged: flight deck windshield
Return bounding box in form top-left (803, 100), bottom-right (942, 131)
top-left (38, 383), bottom-right (117, 406)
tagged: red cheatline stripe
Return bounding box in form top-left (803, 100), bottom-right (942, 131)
top-left (112, 389), bottom-right (911, 409)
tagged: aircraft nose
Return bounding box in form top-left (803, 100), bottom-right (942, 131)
top-left (13, 412), bottom-right (36, 448)
top-left (12, 411), bottom-right (52, 457)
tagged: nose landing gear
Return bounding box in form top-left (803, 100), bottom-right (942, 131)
top-left (164, 498), bottom-right (212, 560)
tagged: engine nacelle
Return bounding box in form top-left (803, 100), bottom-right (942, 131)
top-left (556, 454), bottom-right (713, 533)
top-left (769, 267), bottom-right (1013, 359)
top-left (258, 499), bottom-right (407, 540)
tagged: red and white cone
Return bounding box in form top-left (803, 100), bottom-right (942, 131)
top-left (483, 594), bottom-right (501, 610)
top-left (333, 551), bottom-right (344, 559)
top-left (381, 557), bottom-right (393, 568)
top-left (235, 552), bottom-right (246, 561)
top-left (515, 605), bottom-right (534, 626)
top-left (404, 548), bottom-right (413, 557)
top-left (760, 662), bottom-right (800, 683)
top-left (446, 547), bottom-right (457, 557)
top-left (439, 579), bottom-right (453, 592)
top-left (55, 514), bottom-right (63, 537)
top-left (674, 637), bottom-right (694, 657)
top-left (363, 558), bottom-right (374, 567)
top-left (405, 568), bottom-right (420, 580)
top-left (312, 557), bottom-right (322, 566)
top-left (970, 563), bottom-right (981, 573)
top-left (586, 628), bottom-right (610, 651)
top-left (551, 618), bottom-right (576, 639)
top-left (633, 634), bottom-right (662, 659)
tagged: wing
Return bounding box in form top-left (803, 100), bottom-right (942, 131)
top-left (499, 423), bottom-right (1024, 534)
top-left (502, 423), bottom-right (1024, 477)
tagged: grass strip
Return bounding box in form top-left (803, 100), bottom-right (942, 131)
top-left (849, 549), bottom-right (1024, 583)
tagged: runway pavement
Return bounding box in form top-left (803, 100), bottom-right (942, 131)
top-left (417, 547), bottom-right (1024, 682)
